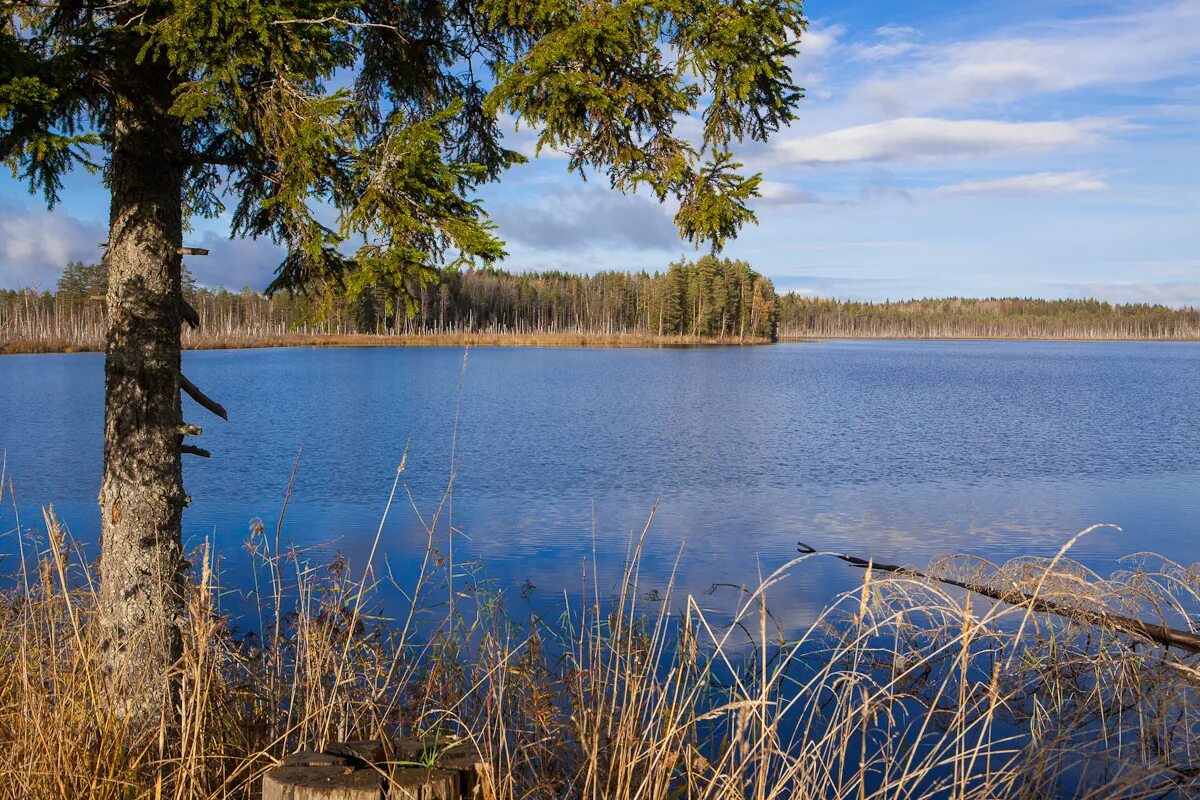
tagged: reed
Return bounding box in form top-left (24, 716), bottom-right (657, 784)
top-left (0, 463), bottom-right (1196, 798)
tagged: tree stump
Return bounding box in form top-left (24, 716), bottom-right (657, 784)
top-left (431, 743), bottom-right (493, 799)
top-left (388, 768), bottom-right (460, 799)
top-left (262, 738), bottom-right (493, 800)
top-left (262, 762), bottom-right (382, 800)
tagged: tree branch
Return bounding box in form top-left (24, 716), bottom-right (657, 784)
top-left (181, 298), bottom-right (200, 329)
top-left (179, 374), bottom-right (228, 420)
top-left (269, 14), bottom-right (405, 35)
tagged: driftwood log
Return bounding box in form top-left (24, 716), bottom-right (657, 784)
top-left (801, 542), bottom-right (1200, 655)
top-left (262, 738), bottom-right (492, 800)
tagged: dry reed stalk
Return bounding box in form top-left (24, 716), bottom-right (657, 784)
top-left (0, 478), bottom-right (1196, 798)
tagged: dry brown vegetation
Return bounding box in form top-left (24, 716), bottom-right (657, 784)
top-left (0, 339), bottom-right (92, 355)
top-left (1, 462), bottom-right (1197, 798)
top-left (285, 332), bottom-right (774, 349)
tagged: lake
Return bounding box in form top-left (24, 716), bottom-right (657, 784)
top-left (2, 340), bottom-right (1198, 626)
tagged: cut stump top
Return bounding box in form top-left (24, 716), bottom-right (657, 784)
top-left (262, 738), bottom-right (491, 800)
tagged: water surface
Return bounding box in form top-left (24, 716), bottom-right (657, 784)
top-left (2, 341), bottom-right (1197, 623)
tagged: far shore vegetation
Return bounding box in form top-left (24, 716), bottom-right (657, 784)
top-left (3, 258), bottom-right (1199, 355)
top-left (779, 295), bottom-right (1200, 342)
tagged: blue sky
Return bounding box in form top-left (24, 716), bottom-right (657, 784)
top-left (2, 0), bottom-right (1197, 304)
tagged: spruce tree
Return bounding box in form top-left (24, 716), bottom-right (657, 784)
top-left (2, 0), bottom-right (805, 727)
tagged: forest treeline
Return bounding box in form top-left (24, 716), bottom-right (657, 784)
top-left (1, 256), bottom-right (780, 350)
top-left (415, 257), bottom-right (779, 339)
top-left (3, 260), bottom-right (1199, 351)
top-left (777, 296), bottom-right (1200, 340)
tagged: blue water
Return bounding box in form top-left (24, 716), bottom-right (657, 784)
top-left (1, 341), bottom-right (1198, 624)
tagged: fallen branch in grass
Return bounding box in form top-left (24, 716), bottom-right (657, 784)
top-left (800, 541), bottom-right (1200, 655)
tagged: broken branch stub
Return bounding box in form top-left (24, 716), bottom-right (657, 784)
top-left (180, 373), bottom-right (228, 421)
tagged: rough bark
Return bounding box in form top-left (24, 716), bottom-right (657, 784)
top-left (96, 55), bottom-right (187, 727)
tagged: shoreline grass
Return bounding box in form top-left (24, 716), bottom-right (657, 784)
top-left (2, 474), bottom-right (1197, 797)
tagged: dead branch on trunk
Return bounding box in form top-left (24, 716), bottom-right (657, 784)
top-left (181, 445), bottom-right (211, 458)
top-left (799, 542), bottom-right (1200, 655)
top-left (179, 373), bottom-right (228, 420)
top-left (181, 299), bottom-right (200, 329)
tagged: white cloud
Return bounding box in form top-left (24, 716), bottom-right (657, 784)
top-left (755, 181), bottom-right (823, 206)
top-left (857, 1), bottom-right (1200, 114)
top-left (770, 117), bottom-right (1113, 166)
top-left (804, 241), bottom-right (918, 251)
top-left (849, 25), bottom-right (921, 62)
top-left (189, 232), bottom-right (285, 291)
top-left (850, 40), bottom-right (919, 62)
top-left (499, 114), bottom-right (570, 161)
top-left (769, 273), bottom-right (904, 298)
top-left (874, 25), bottom-right (920, 40)
top-left (932, 171), bottom-right (1108, 196)
top-left (1113, 259), bottom-right (1200, 279)
top-left (789, 23), bottom-right (847, 98)
top-left (0, 199), bottom-right (286, 292)
top-left (1051, 281), bottom-right (1200, 308)
top-left (492, 188), bottom-right (679, 252)
top-left (0, 206), bottom-right (103, 288)
top-left (799, 23), bottom-right (845, 61)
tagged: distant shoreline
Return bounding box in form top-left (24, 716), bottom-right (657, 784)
top-left (0, 331), bottom-right (774, 355)
top-left (780, 335), bottom-right (1200, 344)
top-left (6, 331), bottom-right (1200, 355)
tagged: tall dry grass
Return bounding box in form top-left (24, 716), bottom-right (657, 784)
top-left (0, 456), bottom-right (1197, 798)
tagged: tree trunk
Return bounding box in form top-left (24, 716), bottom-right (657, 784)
top-left (96, 58), bottom-right (186, 728)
